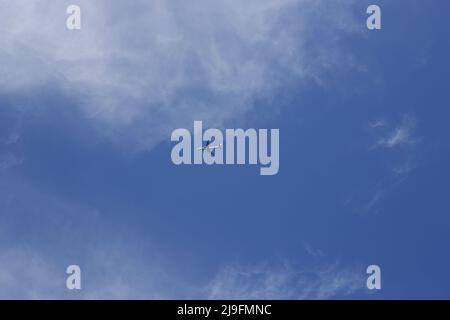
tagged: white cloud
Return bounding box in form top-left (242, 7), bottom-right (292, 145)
top-left (0, 247), bottom-right (63, 299)
top-left (0, 0), bottom-right (359, 150)
top-left (376, 114), bottom-right (418, 149)
top-left (0, 245), bottom-right (173, 299)
top-left (0, 175), bottom-right (171, 299)
top-left (0, 235), bottom-right (364, 299)
top-left (205, 262), bottom-right (364, 300)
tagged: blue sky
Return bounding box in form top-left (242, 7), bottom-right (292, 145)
top-left (0, 0), bottom-right (449, 299)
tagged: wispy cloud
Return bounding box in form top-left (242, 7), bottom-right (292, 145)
top-left (0, 242), bottom-right (365, 300)
top-left (0, 175), bottom-right (174, 299)
top-left (0, 0), bottom-right (360, 150)
top-left (360, 174), bottom-right (409, 215)
top-left (369, 120), bottom-right (386, 129)
top-left (0, 247), bottom-right (63, 299)
top-left (369, 113), bottom-right (421, 177)
top-left (375, 114), bottom-right (419, 149)
top-left (351, 113), bottom-right (421, 214)
top-left (303, 243), bottom-right (325, 258)
top-left (0, 245), bottom-right (173, 299)
top-left (205, 262), bottom-right (365, 300)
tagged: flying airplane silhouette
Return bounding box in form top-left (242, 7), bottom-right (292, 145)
top-left (197, 140), bottom-right (222, 156)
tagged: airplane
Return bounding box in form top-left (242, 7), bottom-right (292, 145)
top-left (197, 140), bottom-right (222, 156)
